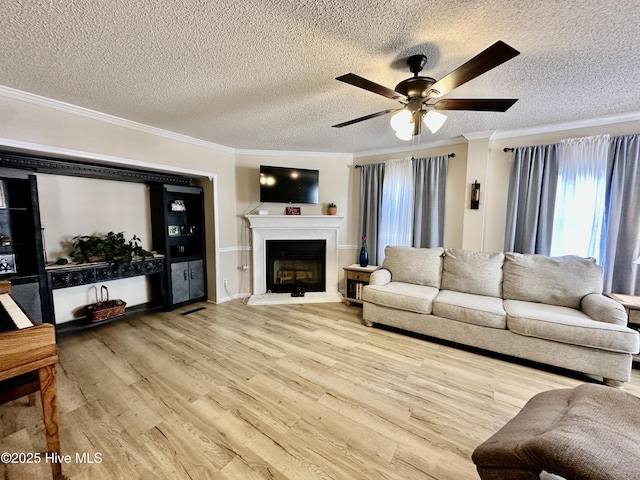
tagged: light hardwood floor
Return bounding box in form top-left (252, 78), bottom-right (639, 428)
top-left (2, 300), bottom-right (640, 479)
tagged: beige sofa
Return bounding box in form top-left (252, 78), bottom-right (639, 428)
top-left (362, 246), bottom-right (640, 386)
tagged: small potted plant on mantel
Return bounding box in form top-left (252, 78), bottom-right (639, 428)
top-left (327, 202), bottom-right (337, 215)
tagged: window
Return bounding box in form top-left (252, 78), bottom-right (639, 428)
top-left (550, 135), bottom-right (609, 262)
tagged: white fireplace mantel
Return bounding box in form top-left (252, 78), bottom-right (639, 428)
top-left (246, 215), bottom-right (344, 295)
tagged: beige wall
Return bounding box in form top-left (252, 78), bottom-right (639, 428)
top-left (0, 94), bottom-right (236, 303)
top-left (234, 152), bottom-right (354, 297)
top-left (1, 91), bottom-right (638, 304)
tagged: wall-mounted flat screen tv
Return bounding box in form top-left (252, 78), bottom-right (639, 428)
top-left (259, 165), bottom-right (319, 204)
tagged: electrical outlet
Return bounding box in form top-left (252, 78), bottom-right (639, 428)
top-left (223, 278), bottom-right (228, 287)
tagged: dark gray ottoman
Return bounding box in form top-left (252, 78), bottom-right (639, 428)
top-left (472, 383), bottom-right (640, 480)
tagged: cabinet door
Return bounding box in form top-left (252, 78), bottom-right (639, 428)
top-left (188, 259), bottom-right (205, 299)
top-left (171, 261), bottom-right (190, 304)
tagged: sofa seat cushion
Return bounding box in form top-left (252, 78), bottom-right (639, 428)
top-left (433, 290), bottom-right (507, 329)
top-left (505, 300), bottom-right (639, 354)
top-left (363, 282), bottom-right (439, 314)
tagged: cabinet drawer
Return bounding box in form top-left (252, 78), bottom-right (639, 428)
top-left (629, 309), bottom-right (640, 325)
top-left (346, 270), bottom-right (370, 282)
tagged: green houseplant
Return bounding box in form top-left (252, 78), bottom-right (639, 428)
top-left (70, 231), bottom-right (154, 270)
top-left (327, 202), bottom-right (337, 215)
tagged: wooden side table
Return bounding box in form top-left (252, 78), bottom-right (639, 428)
top-left (605, 293), bottom-right (640, 325)
top-left (606, 293), bottom-right (640, 364)
top-left (343, 264), bottom-right (379, 306)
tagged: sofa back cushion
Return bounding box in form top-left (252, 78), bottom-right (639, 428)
top-left (382, 246), bottom-right (443, 288)
top-left (441, 249), bottom-right (505, 298)
top-left (503, 253), bottom-right (603, 309)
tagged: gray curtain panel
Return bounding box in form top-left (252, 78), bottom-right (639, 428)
top-left (601, 134), bottom-right (640, 294)
top-left (413, 155), bottom-right (448, 247)
top-left (504, 144), bottom-right (559, 254)
top-left (358, 163), bottom-right (385, 266)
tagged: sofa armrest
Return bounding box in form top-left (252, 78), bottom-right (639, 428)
top-left (581, 293), bottom-right (628, 325)
top-left (369, 268), bottom-right (391, 286)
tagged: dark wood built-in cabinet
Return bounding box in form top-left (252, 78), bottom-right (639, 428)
top-left (0, 151), bottom-right (208, 334)
top-left (0, 171), bottom-right (49, 325)
top-left (150, 184), bottom-right (207, 310)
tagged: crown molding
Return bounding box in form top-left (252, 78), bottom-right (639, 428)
top-left (353, 136), bottom-right (466, 158)
top-left (463, 131), bottom-right (495, 141)
top-left (235, 148), bottom-right (352, 158)
top-left (3, 85), bottom-right (638, 159)
top-left (490, 111), bottom-right (640, 140)
top-left (0, 85), bottom-right (235, 154)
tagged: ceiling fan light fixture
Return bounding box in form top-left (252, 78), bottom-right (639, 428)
top-left (395, 127), bottom-right (413, 141)
top-left (423, 110), bottom-right (447, 133)
top-left (390, 109), bottom-right (412, 132)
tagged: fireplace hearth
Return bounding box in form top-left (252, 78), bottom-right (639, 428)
top-left (266, 240), bottom-right (326, 293)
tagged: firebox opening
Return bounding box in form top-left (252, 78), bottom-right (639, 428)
top-left (266, 240), bottom-right (326, 293)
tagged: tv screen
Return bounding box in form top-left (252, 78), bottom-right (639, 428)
top-left (259, 165), bottom-right (319, 204)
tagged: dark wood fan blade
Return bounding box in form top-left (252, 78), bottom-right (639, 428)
top-left (433, 98), bottom-right (518, 112)
top-left (428, 41), bottom-right (520, 98)
top-left (336, 73), bottom-right (405, 101)
top-left (332, 108), bottom-right (401, 128)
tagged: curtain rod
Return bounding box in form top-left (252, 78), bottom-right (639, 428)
top-left (503, 147), bottom-right (515, 152)
top-left (354, 152), bottom-right (455, 168)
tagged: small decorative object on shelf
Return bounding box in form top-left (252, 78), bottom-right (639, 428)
top-left (359, 235), bottom-right (369, 267)
top-left (170, 199), bottom-right (186, 211)
top-left (327, 203), bottom-right (337, 215)
top-left (285, 206), bottom-right (301, 215)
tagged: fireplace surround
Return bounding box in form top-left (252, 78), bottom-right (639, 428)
top-left (246, 215), bottom-right (343, 296)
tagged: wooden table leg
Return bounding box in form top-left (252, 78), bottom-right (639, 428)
top-left (38, 364), bottom-right (61, 480)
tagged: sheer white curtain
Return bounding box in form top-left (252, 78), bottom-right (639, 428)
top-left (377, 158), bottom-right (414, 263)
top-left (550, 135), bottom-right (610, 260)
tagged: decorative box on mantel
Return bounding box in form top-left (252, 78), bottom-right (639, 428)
top-left (246, 215), bottom-right (344, 295)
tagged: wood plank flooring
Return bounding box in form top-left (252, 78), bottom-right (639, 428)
top-left (2, 300), bottom-right (639, 479)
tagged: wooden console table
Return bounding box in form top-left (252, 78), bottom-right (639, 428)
top-left (45, 257), bottom-right (166, 336)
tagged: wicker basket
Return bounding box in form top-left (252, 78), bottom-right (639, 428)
top-left (86, 286), bottom-right (126, 322)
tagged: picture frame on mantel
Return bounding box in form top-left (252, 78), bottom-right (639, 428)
top-left (285, 207), bottom-right (301, 215)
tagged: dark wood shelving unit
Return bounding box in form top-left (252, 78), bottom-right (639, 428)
top-left (150, 184), bottom-right (206, 310)
top-left (0, 171), bottom-right (50, 325)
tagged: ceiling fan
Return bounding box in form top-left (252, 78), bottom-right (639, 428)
top-left (332, 40), bottom-right (520, 140)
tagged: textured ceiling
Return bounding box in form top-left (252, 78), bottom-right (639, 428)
top-left (1, 0), bottom-right (639, 154)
